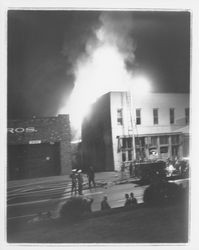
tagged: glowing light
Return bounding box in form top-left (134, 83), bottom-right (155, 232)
top-left (59, 43), bottom-right (131, 131)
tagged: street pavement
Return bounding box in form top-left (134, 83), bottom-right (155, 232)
top-left (7, 172), bottom-right (189, 223)
top-left (7, 171), bottom-right (146, 221)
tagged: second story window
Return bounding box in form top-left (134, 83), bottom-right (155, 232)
top-left (136, 109), bottom-right (141, 125)
top-left (117, 108), bottom-right (123, 125)
top-left (170, 108), bottom-right (175, 124)
top-left (185, 108), bottom-right (189, 125)
top-left (153, 108), bottom-right (158, 125)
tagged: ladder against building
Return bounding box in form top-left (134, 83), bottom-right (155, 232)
top-left (125, 91), bottom-right (136, 161)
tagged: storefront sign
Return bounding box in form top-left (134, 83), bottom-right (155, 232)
top-left (29, 140), bottom-right (41, 144)
top-left (8, 127), bottom-right (38, 133)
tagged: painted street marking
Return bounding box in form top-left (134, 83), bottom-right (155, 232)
top-left (8, 213), bottom-right (37, 220)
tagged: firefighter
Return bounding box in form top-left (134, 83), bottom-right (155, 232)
top-left (70, 169), bottom-right (77, 195)
top-left (87, 166), bottom-right (96, 189)
top-left (77, 169), bottom-right (84, 195)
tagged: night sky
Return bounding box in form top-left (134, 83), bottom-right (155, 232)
top-left (8, 10), bottom-right (190, 120)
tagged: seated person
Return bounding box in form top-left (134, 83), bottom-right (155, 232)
top-left (101, 196), bottom-right (111, 210)
top-left (124, 193), bottom-right (131, 207)
top-left (130, 192), bottom-right (137, 207)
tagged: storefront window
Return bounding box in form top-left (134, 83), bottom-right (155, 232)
top-left (171, 135), bottom-right (179, 144)
top-left (159, 136), bottom-right (168, 145)
top-left (160, 146), bottom-right (168, 153)
top-left (151, 136), bottom-right (158, 146)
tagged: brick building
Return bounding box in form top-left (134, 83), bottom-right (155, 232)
top-left (82, 92), bottom-right (190, 172)
top-left (7, 115), bottom-right (72, 180)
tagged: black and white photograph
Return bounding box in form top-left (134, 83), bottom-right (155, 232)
top-left (2, 1), bottom-right (197, 247)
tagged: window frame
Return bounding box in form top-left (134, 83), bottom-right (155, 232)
top-left (170, 108), bottom-right (175, 124)
top-left (136, 108), bottom-right (141, 125)
top-left (153, 108), bottom-right (159, 125)
top-left (117, 108), bottom-right (123, 125)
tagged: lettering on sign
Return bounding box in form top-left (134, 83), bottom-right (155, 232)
top-left (8, 127), bottom-right (38, 134)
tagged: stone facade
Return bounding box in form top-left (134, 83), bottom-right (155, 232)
top-left (7, 115), bottom-right (72, 179)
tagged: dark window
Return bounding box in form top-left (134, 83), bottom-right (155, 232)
top-left (185, 108), bottom-right (189, 124)
top-left (117, 108), bottom-right (123, 125)
top-left (170, 108), bottom-right (175, 124)
top-left (160, 146), bottom-right (168, 153)
top-left (160, 136), bottom-right (168, 145)
top-left (153, 109), bottom-right (158, 124)
top-left (135, 137), bottom-right (145, 147)
top-left (171, 135), bottom-right (179, 144)
top-left (136, 109), bottom-right (141, 125)
top-left (122, 152), bottom-right (126, 162)
top-left (151, 136), bottom-right (158, 146)
top-left (122, 137), bottom-right (132, 149)
top-left (128, 150), bottom-right (132, 161)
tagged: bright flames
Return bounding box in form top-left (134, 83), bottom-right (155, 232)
top-left (59, 43), bottom-right (132, 131)
top-left (59, 26), bottom-right (151, 134)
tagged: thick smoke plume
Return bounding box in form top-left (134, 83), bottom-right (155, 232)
top-left (98, 12), bottom-right (136, 67)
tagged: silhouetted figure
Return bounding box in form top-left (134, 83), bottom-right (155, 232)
top-left (124, 193), bottom-right (131, 207)
top-left (77, 169), bottom-right (83, 195)
top-left (70, 169), bottom-right (77, 195)
top-left (82, 198), bottom-right (94, 213)
top-left (87, 166), bottom-right (96, 189)
top-left (129, 162), bottom-right (133, 177)
top-left (121, 163), bottom-right (126, 180)
top-left (130, 192), bottom-right (138, 208)
top-left (101, 196), bottom-right (111, 211)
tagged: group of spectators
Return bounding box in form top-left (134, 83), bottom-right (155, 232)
top-left (100, 192), bottom-right (138, 211)
top-left (124, 192), bottom-right (138, 208)
top-left (70, 166), bottom-right (138, 212)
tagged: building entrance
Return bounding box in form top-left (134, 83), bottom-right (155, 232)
top-left (8, 143), bottom-right (61, 180)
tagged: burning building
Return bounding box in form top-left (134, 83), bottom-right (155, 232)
top-left (81, 92), bottom-right (190, 172)
top-left (7, 114), bottom-right (72, 180)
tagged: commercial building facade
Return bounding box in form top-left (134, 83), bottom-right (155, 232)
top-left (82, 92), bottom-right (190, 172)
top-left (7, 115), bottom-right (72, 180)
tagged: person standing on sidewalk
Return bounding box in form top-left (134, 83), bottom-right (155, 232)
top-left (70, 169), bottom-right (77, 196)
top-left (87, 166), bottom-right (96, 190)
top-left (120, 163), bottom-right (126, 180)
top-left (77, 169), bottom-right (84, 195)
top-left (129, 162), bottom-right (133, 177)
